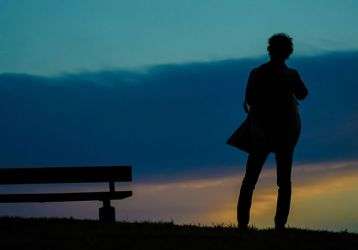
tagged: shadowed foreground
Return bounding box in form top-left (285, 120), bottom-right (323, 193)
top-left (0, 217), bottom-right (357, 250)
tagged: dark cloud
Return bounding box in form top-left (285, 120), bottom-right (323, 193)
top-left (0, 52), bottom-right (357, 180)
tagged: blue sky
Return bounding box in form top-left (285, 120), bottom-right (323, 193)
top-left (1, 52), bottom-right (357, 180)
top-left (0, 0), bottom-right (358, 74)
top-left (0, 52), bottom-right (357, 231)
top-left (0, 1), bottom-right (358, 230)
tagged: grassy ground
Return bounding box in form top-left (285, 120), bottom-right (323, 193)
top-left (0, 217), bottom-right (357, 250)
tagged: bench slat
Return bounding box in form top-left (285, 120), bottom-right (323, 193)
top-left (0, 166), bottom-right (132, 184)
top-left (0, 191), bottom-right (132, 203)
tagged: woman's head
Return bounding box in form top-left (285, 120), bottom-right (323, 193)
top-left (267, 33), bottom-right (293, 61)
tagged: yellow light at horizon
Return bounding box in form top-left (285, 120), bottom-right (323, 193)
top-left (118, 160), bottom-right (358, 232)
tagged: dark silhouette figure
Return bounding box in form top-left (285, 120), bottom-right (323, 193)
top-left (236, 33), bottom-right (308, 230)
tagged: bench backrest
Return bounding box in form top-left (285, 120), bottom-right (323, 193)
top-left (0, 166), bottom-right (132, 185)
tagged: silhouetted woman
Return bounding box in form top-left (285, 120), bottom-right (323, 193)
top-left (237, 33), bottom-right (308, 230)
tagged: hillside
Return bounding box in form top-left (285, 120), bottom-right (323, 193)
top-left (0, 217), bottom-right (357, 250)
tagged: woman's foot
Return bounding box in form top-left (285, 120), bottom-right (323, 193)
top-left (238, 224), bottom-right (249, 231)
top-left (275, 223), bottom-right (286, 231)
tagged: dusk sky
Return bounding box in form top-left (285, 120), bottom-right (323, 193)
top-left (1, 0), bottom-right (358, 74)
top-left (0, 1), bottom-right (357, 232)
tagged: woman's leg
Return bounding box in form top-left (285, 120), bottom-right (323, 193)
top-left (274, 149), bottom-right (294, 229)
top-left (237, 151), bottom-right (269, 228)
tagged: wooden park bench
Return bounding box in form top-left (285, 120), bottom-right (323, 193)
top-left (0, 166), bottom-right (132, 222)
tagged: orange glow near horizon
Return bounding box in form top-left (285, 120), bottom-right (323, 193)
top-left (118, 160), bottom-right (358, 232)
top-left (1, 160), bottom-right (357, 232)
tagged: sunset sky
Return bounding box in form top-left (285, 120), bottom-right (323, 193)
top-left (0, 0), bottom-right (357, 232)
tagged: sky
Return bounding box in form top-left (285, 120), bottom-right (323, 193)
top-left (0, 1), bottom-right (357, 231)
top-left (0, 0), bottom-right (358, 75)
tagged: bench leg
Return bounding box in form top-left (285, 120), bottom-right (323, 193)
top-left (99, 199), bottom-right (115, 223)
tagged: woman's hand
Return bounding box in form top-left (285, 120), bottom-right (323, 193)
top-left (243, 102), bottom-right (250, 113)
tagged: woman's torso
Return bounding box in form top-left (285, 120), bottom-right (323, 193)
top-left (249, 62), bottom-right (302, 150)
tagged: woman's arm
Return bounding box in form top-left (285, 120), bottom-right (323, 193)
top-left (243, 69), bottom-right (257, 113)
top-left (292, 70), bottom-right (308, 100)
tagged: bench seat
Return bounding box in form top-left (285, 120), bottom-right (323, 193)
top-left (0, 166), bottom-right (133, 222)
top-left (0, 191), bottom-right (132, 203)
